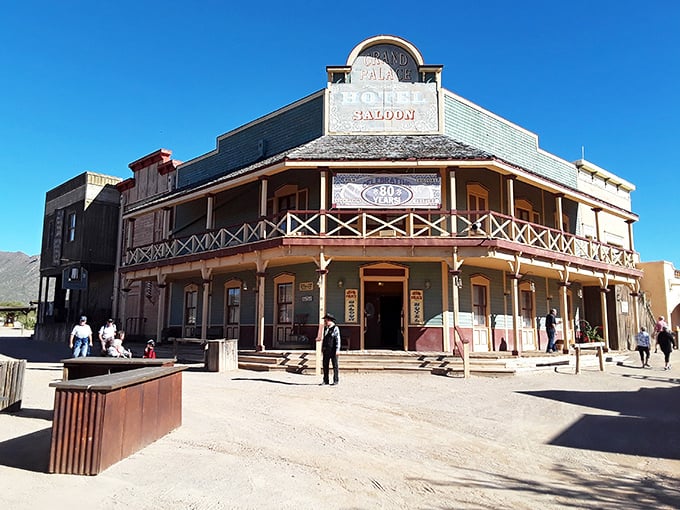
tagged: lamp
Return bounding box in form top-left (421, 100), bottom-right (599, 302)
top-left (424, 279), bottom-right (431, 290)
top-left (577, 289), bottom-right (583, 299)
top-left (470, 222), bottom-right (480, 233)
top-left (242, 281), bottom-right (248, 291)
top-left (529, 280), bottom-right (536, 293)
top-left (337, 278), bottom-right (344, 288)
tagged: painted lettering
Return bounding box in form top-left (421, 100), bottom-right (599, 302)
top-left (351, 109), bottom-right (416, 121)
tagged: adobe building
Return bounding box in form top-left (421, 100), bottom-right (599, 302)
top-left (114, 35), bottom-right (643, 353)
top-left (36, 172), bottom-right (122, 342)
top-left (638, 261), bottom-right (680, 329)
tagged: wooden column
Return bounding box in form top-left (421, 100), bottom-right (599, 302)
top-left (256, 272), bottom-right (266, 351)
top-left (630, 291), bottom-right (641, 350)
top-left (558, 282), bottom-right (570, 353)
top-left (626, 219), bottom-right (635, 251)
top-left (206, 195), bottom-right (214, 230)
top-left (259, 177), bottom-right (268, 239)
top-left (156, 273), bottom-right (167, 345)
top-left (506, 176), bottom-right (516, 239)
top-left (320, 170), bottom-right (328, 234)
top-left (509, 274), bottom-right (521, 355)
top-left (600, 287), bottom-right (610, 351)
top-left (448, 167), bottom-right (457, 234)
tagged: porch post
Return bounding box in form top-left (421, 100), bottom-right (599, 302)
top-left (156, 273), bottom-right (167, 345)
top-left (441, 262), bottom-right (450, 352)
top-left (630, 290), bottom-right (641, 350)
top-left (315, 268), bottom-right (328, 376)
top-left (256, 272), bottom-right (266, 351)
top-left (448, 167), bottom-right (457, 234)
top-left (259, 177), bottom-right (268, 239)
top-left (592, 208), bottom-right (603, 243)
top-left (506, 176), bottom-right (516, 239)
top-left (558, 282), bottom-right (570, 353)
top-left (509, 274), bottom-right (521, 355)
top-left (600, 287), bottom-right (610, 351)
top-left (206, 194), bottom-right (214, 230)
top-left (625, 219), bottom-right (635, 251)
top-left (320, 169), bottom-right (328, 234)
top-left (201, 279), bottom-right (211, 341)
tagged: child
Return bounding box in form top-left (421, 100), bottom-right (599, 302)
top-left (107, 330), bottom-right (132, 358)
top-left (143, 339), bottom-right (157, 359)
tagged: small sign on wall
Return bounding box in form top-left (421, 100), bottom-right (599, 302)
top-left (299, 282), bottom-right (314, 292)
top-left (345, 289), bottom-right (358, 323)
top-left (410, 289), bottom-right (424, 325)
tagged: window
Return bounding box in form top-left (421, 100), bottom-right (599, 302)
top-left (67, 212), bottom-right (77, 242)
top-left (472, 284), bottom-right (487, 326)
top-left (277, 282), bottom-right (293, 324)
top-left (520, 290), bottom-right (534, 328)
top-left (226, 286), bottom-right (241, 324)
top-left (184, 284), bottom-right (198, 326)
top-left (515, 199), bottom-right (540, 224)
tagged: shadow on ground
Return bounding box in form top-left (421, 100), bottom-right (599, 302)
top-left (413, 462), bottom-right (680, 510)
top-left (519, 381), bottom-right (680, 460)
top-left (0, 337), bottom-right (70, 362)
top-left (0, 427), bottom-right (51, 472)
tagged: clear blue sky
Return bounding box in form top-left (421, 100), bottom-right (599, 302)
top-left (1, 1), bottom-right (678, 268)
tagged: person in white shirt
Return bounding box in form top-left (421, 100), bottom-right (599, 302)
top-left (98, 318), bottom-right (117, 355)
top-left (69, 316), bottom-right (93, 358)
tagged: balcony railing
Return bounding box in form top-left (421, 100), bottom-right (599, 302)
top-left (124, 210), bottom-right (637, 269)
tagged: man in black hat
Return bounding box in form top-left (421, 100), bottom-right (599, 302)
top-left (319, 313), bottom-right (341, 385)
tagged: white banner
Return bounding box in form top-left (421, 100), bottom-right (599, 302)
top-left (332, 173), bottom-right (441, 209)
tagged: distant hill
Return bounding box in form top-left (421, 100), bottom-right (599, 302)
top-left (0, 251), bottom-right (40, 304)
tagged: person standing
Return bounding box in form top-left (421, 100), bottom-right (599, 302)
top-left (653, 316), bottom-right (667, 353)
top-left (635, 326), bottom-right (651, 368)
top-left (545, 308), bottom-right (559, 353)
top-left (143, 339), bottom-right (157, 359)
top-left (657, 326), bottom-right (674, 370)
top-left (319, 313), bottom-right (341, 385)
top-left (69, 315), bottom-right (93, 358)
top-left (98, 318), bottom-right (117, 355)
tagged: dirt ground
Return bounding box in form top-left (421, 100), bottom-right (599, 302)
top-left (1, 331), bottom-right (679, 510)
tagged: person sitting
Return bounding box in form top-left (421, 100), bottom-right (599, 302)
top-left (107, 330), bottom-right (132, 358)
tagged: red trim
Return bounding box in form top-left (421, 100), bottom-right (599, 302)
top-left (116, 178), bottom-right (136, 192)
top-left (128, 149), bottom-right (172, 172)
top-left (158, 159), bottom-right (182, 175)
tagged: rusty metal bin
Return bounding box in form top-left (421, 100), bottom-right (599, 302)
top-left (205, 339), bottom-right (238, 372)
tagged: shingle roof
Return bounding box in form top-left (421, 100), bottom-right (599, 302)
top-left (286, 134), bottom-right (492, 161)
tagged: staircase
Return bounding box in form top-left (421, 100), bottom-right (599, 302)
top-left (237, 350), bottom-right (621, 377)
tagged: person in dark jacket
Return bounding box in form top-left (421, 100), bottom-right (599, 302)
top-left (657, 326), bottom-right (674, 370)
top-left (318, 313), bottom-right (341, 385)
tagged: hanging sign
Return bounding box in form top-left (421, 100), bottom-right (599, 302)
top-left (344, 289), bottom-right (358, 323)
top-left (410, 289), bottom-right (424, 325)
top-left (332, 173), bottom-right (441, 209)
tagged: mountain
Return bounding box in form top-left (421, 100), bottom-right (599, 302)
top-left (0, 251), bottom-right (40, 304)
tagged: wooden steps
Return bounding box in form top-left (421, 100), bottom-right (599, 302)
top-left (236, 350), bottom-right (608, 376)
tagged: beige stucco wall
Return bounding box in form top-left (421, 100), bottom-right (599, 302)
top-left (638, 260), bottom-right (680, 328)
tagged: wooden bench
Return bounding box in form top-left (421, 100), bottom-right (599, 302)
top-left (0, 354), bottom-right (26, 412)
top-left (61, 357), bottom-right (176, 381)
top-left (48, 365), bottom-right (186, 475)
top-left (572, 341), bottom-right (605, 374)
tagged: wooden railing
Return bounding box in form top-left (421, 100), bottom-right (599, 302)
top-left (123, 210), bottom-right (637, 270)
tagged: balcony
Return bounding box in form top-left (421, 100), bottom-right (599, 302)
top-left (123, 210), bottom-right (637, 270)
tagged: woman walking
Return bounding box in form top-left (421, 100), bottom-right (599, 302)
top-left (657, 326), bottom-right (674, 370)
top-left (635, 326), bottom-right (651, 368)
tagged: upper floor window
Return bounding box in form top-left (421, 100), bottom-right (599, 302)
top-left (67, 212), bottom-right (77, 242)
top-left (515, 199), bottom-right (540, 224)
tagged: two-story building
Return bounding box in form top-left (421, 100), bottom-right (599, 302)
top-left (114, 35), bottom-right (643, 354)
top-left (36, 172), bottom-right (122, 342)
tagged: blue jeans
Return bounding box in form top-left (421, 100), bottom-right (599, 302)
top-left (72, 337), bottom-right (89, 358)
top-left (546, 328), bottom-right (556, 352)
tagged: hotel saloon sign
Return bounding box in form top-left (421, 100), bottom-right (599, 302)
top-left (332, 173), bottom-right (441, 209)
top-left (328, 43), bottom-right (438, 133)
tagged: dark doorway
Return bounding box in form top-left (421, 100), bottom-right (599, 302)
top-left (364, 281), bottom-right (403, 350)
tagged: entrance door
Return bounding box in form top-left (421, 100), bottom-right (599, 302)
top-left (363, 281), bottom-right (403, 350)
top-left (519, 286), bottom-right (537, 351)
top-left (471, 278), bottom-right (490, 352)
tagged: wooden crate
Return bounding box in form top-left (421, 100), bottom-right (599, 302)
top-left (0, 355), bottom-right (26, 412)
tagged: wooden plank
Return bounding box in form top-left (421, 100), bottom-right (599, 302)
top-left (51, 366), bottom-right (186, 391)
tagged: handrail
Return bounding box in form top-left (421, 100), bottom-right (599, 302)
top-left (123, 209), bottom-right (637, 270)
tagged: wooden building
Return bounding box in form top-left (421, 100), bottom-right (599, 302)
top-left (115, 35), bottom-right (642, 353)
top-left (36, 172), bottom-right (122, 342)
